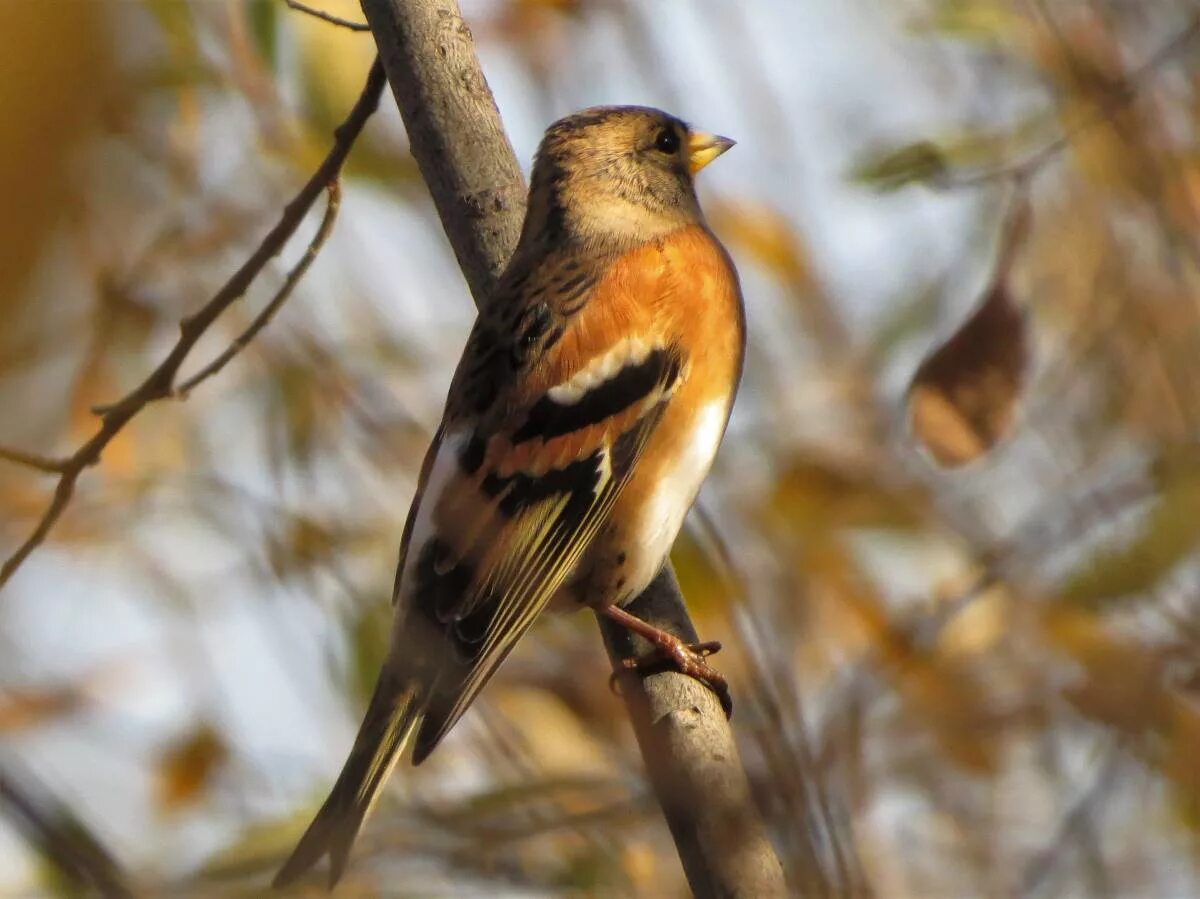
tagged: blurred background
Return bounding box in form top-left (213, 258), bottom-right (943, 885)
top-left (1, 0), bottom-right (1199, 895)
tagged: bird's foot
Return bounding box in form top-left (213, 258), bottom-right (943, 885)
top-left (614, 639), bottom-right (732, 718)
top-left (602, 605), bottom-right (732, 717)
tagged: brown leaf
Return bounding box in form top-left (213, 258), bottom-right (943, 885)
top-left (0, 685), bottom-right (85, 733)
top-left (0, 666), bottom-right (126, 733)
top-left (155, 723), bottom-right (229, 813)
top-left (909, 201), bottom-right (1031, 466)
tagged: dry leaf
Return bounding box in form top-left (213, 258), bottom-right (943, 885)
top-left (909, 200), bottom-right (1030, 466)
top-left (1045, 606), bottom-right (1200, 823)
top-left (155, 723), bottom-right (229, 813)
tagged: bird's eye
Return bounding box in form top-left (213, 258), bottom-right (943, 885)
top-left (653, 128), bottom-right (680, 154)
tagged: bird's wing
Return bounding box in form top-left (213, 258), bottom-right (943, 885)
top-left (390, 245), bottom-right (686, 762)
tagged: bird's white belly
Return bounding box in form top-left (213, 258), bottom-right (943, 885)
top-left (622, 398), bottom-right (729, 595)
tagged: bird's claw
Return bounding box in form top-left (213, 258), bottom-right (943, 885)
top-left (608, 639), bottom-right (733, 718)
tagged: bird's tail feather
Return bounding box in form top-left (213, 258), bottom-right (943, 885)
top-left (273, 668), bottom-right (421, 889)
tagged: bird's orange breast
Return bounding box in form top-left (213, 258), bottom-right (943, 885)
top-left (577, 224), bottom-right (745, 603)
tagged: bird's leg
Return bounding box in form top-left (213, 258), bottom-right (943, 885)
top-left (601, 604), bottom-right (732, 717)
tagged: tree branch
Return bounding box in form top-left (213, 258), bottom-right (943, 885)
top-left (284, 0), bottom-right (372, 32)
top-left (359, 0), bottom-right (788, 894)
top-left (360, 0), bottom-right (526, 303)
top-left (174, 180), bottom-right (342, 398)
top-left (599, 567), bottom-right (791, 898)
top-left (0, 446), bottom-right (70, 474)
top-left (0, 763), bottom-right (133, 899)
top-left (0, 61), bottom-right (386, 592)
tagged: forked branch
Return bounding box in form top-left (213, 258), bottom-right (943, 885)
top-left (0, 61), bottom-right (385, 591)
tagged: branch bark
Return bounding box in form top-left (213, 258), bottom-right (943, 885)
top-left (360, 0), bottom-right (525, 303)
top-left (359, 1), bottom-right (787, 894)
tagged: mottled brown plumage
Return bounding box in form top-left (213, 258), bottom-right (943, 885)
top-left (275, 106), bottom-right (743, 888)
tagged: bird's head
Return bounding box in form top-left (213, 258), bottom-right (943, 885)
top-left (525, 105), bottom-right (734, 247)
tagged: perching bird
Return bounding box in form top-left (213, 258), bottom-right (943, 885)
top-left (274, 106), bottom-right (743, 888)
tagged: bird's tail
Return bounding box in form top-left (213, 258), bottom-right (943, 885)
top-left (273, 667), bottom-right (421, 889)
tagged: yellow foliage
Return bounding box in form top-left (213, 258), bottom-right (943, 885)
top-left (1060, 463), bottom-right (1200, 607)
top-left (918, 0), bottom-right (1024, 41)
top-left (293, 0), bottom-right (377, 121)
top-left (669, 526), bottom-right (732, 620)
top-left (769, 456), bottom-right (927, 536)
top-left (493, 687), bottom-right (615, 780)
top-left (0, 3), bottom-right (120, 343)
top-left (807, 541), bottom-right (1000, 773)
top-left (709, 200), bottom-right (813, 288)
top-left (937, 582), bottom-right (1008, 657)
top-left (1044, 606), bottom-right (1200, 823)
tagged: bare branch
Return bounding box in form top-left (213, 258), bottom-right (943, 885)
top-left (0, 61), bottom-right (386, 593)
top-left (0, 446), bottom-right (70, 474)
top-left (359, 1), bottom-right (789, 894)
top-left (0, 763), bottom-right (133, 899)
top-left (175, 179), bottom-right (342, 398)
top-left (284, 0), bottom-right (372, 32)
top-left (948, 13), bottom-right (1200, 187)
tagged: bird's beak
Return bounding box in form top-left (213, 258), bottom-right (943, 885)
top-left (687, 131), bottom-right (736, 174)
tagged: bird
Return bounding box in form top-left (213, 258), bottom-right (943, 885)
top-left (273, 105), bottom-right (744, 888)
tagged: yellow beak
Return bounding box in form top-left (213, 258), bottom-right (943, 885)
top-left (687, 131), bottom-right (736, 174)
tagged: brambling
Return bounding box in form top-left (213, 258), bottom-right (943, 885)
top-left (275, 106), bottom-right (743, 887)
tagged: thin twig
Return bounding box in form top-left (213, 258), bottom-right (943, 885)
top-left (690, 504), bottom-right (873, 897)
top-left (0, 446), bottom-right (70, 475)
top-left (284, 0), bottom-right (371, 32)
top-left (0, 60), bottom-right (386, 593)
top-left (948, 13), bottom-right (1200, 187)
top-left (175, 179), bottom-right (342, 398)
top-left (1020, 741), bottom-right (1124, 899)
